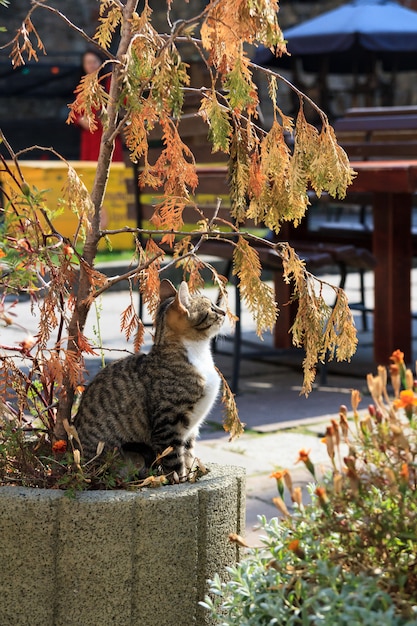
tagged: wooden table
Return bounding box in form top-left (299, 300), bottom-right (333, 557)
top-left (344, 160), bottom-right (417, 364)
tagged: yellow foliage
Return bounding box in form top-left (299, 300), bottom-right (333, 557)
top-left (62, 166), bottom-right (94, 245)
top-left (309, 124), bottom-right (357, 199)
top-left (278, 242), bottom-right (357, 394)
top-left (229, 134), bottom-right (250, 223)
top-left (202, 0), bottom-right (286, 71)
top-left (94, 0), bottom-right (122, 50)
top-left (223, 52), bottom-right (259, 116)
top-left (2, 0), bottom-right (361, 442)
top-left (233, 237), bottom-right (278, 337)
top-left (216, 368), bottom-right (245, 440)
top-left (247, 119), bottom-right (292, 231)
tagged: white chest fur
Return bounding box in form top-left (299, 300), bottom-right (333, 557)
top-left (183, 338), bottom-right (220, 427)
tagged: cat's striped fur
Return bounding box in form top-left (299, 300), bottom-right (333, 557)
top-left (72, 280), bottom-right (225, 480)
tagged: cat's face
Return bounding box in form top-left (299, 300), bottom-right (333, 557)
top-left (185, 292), bottom-right (225, 339)
top-left (159, 280), bottom-right (225, 340)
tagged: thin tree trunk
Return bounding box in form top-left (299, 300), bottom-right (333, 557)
top-left (54, 0), bottom-right (139, 441)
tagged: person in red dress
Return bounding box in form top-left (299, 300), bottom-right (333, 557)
top-left (75, 49), bottom-right (123, 162)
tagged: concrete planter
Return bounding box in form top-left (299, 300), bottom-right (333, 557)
top-left (0, 463), bottom-right (245, 626)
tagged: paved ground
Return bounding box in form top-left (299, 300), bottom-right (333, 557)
top-left (1, 265), bottom-right (413, 541)
top-left (196, 354), bottom-right (358, 542)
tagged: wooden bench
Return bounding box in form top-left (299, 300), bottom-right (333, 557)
top-left (334, 105), bottom-right (417, 160)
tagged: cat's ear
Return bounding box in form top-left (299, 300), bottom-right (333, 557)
top-left (159, 279), bottom-right (177, 303)
top-left (177, 281), bottom-right (191, 310)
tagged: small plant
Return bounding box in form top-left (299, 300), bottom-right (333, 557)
top-left (202, 349), bottom-right (417, 624)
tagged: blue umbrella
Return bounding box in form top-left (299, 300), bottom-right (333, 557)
top-left (254, 0), bottom-right (417, 73)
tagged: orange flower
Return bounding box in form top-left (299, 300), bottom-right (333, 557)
top-left (0, 249), bottom-right (6, 258)
top-left (394, 389), bottom-right (417, 410)
top-left (295, 448), bottom-right (315, 477)
top-left (315, 486), bottom-right (330, 510)
top-left (399, 463), bottom-right (409, 482)
top-left (270, 469), bottom-right (291, 497)
top-left (390, 349), bottom-right (405, 365)
top-left (52, 439), bottom-right (67, 454)
top-left (270, 470), bottom-right (287, 480)
top-left (288, 539), bottom-right (305, 559)
top-left (296, 449), bottom-right (311, 464)
top-left (288, 539), bottom-right (300, 551)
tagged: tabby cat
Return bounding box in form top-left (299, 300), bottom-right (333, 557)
top-left (73, 279), bottom-right (225, 480)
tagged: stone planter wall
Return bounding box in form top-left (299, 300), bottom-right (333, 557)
top-left (0, 464), bottom-right (245, 626)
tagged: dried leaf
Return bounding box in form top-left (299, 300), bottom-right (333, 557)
top-left (10, 17), bottom-right (46, 67)
top-left (139, 239), bottom-right (163, 317)
top-left (277, 242), bottom-right (357, 394)
top-left (120, 302), bottom-right (139, 343)
top-left (233, 237), bottom-right (277, 337)
top-left (134, 320), bottom-right (145, 353)
top-left (63, 418), bottom-right (83, 449)
top-left (216, 368), bottom-right (245, 439)
top-left (96, 441), bottom-right (106, 457)
top-left (67, 72), bottom-right (109, 132)
top-left (201, 0), bottom-right (285, 72)
top-left (94, 0), bottom-right (122, 50)
top-left (309, 122), bottom-right (357, 199)
top-left (228, 533), bottom-right (252, 548)
top-left (77, 329), bottom-right (99, 356)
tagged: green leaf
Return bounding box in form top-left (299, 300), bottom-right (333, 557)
top-left (199, 92), bottom-right (232, 153)
top-left (223, 56), bottom-right (257, 115)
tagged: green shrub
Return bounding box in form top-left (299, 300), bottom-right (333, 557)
top-left (202, 350), bottom-right (417, 625)
top-left (203, 517), bottom-right (412, 625)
